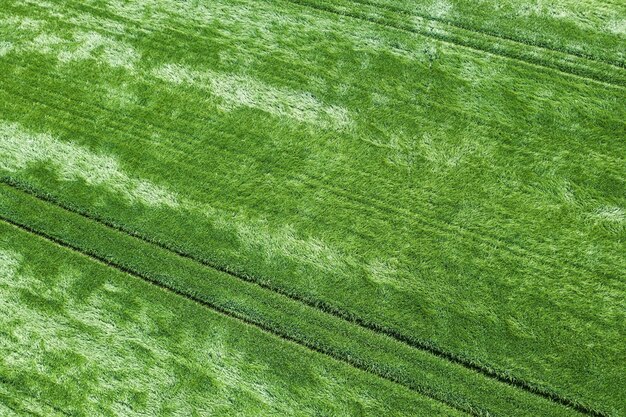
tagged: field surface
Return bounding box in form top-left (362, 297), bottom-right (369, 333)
top-left (0, 0), bottom-right (625, 415)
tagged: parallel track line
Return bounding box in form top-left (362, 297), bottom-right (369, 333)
top-left (0, 178), bottom-right (605, 416)
top-left (346, 0), bottom-right (626, 69)
top-left (279, 0), bottom-right (626, 89)
top-left (17, 0), bottom-right (625, 88)
top-left (1, 76), bottom-right (622, 287)
top-left (12, 2), bottom-right (626, 160)
top-left (0, 215), bottom-right (475, 417)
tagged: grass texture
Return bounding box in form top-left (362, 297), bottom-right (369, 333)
top-left (0, 0), bottom-right (624, 415)
top-left (0, 220), bottom-right (464, 416)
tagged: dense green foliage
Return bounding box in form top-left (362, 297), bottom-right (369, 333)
top-left (0, 0), bottom-right (624, 415)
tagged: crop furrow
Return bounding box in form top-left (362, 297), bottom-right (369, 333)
top-left (3, 76), bottom-right (622, 296)
top-left (0, 177), bottom-right (609, 417)
top-left (345, 0), bottom-right (626, 69)
top-left (279, 0), bottom-right (626, 88)
top-left (13, 0), bottom-right (523, 136)
top-left (0, 213), bottom-right (483, 417)
top-left (2, 68), bottom-right (623, 288)
top-left (11, 1), bottom-right (626, 163)
top-left (2, 71), bottom-right (623, 297)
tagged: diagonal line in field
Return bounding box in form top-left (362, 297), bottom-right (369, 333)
top-left (345, 0), bottom-right (626, 70)
top-left (22, 0), bottom-right (625, 89)
top-left (0, 177), bottom-right (606, 417)
top-left (0, 214), bottom-right (477, 417)
top-left (278, 0), bottom-right (626, 89)
top-left (1, 66), bottom-right (623, 287)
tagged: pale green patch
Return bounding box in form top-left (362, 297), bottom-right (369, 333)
top-left (505, 316), bottom-right (537, 340)
top-left (0, 122), bottom-right (179, 208)
top-left (419, 132), bottom-right (480, 171)
top-left (21, 0), bottom-right (56, 9)
top-left (366, 258), bottom-right (400, 287)
top-left (217, 213), bottom-right (353, 275)
top-left (512, 0), bottom-right (618, 33)
top-left (363, 128), bottom-right (487, 173)
top-left (383, 133), bottom-right (420, 170)
top-left (371, 92), bottom-right (391, 106)
top-left (0, 41), bottom-right (13, 57)
top-left (54, 32), bottom-right (139, 70)
top-left (105, 83), bottom-right (138, 109)
top-left (0, 399), bottom-right (20, 417)
top-left (517, 3), bottom-right (556, 18)
top-left (427, 0), bottom-right (453, 18)
top-left (152, 64), bottom-right (352, 129)
top-left (99, 0), bottom-right (435, 68)
top-left (72, 293), bottom-right (275, 411)
top-left (1, 12), bottom-right (138, 70)
top-left (458, 58), bottom-right (502, 87)
top-left (360, 130), bottom-right (418, 170)
top-left (27, 33), bottom-right (64, 54)
top-left (69, 13), bottom-right (127, 36)
top-left (607, 19), bottom-right (626, 35)
top-left (592, 206), bottom-right (625, 224)
top-left (102, 0), bottom-right (291, 53)
top-left (0, 15), bottom-right (43, 31)
top-left (0, 120), bottom-right (353, 274)
top-left (103, 0), bottom-right (169, 24)
top-left (360, 35), bottom-right (417, 60)
top-left (75, 15), bottom-right (125, 35)
top-left (315, 367), bottom-right (378, 411)
top-left (0, 249), bottom-right (21, 281)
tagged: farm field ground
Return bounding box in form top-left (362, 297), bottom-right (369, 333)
top-left (0, 0), bottom-right (624, 415)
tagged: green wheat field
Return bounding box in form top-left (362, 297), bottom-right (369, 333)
top-left (0, 0), bottom-right (625, 415)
